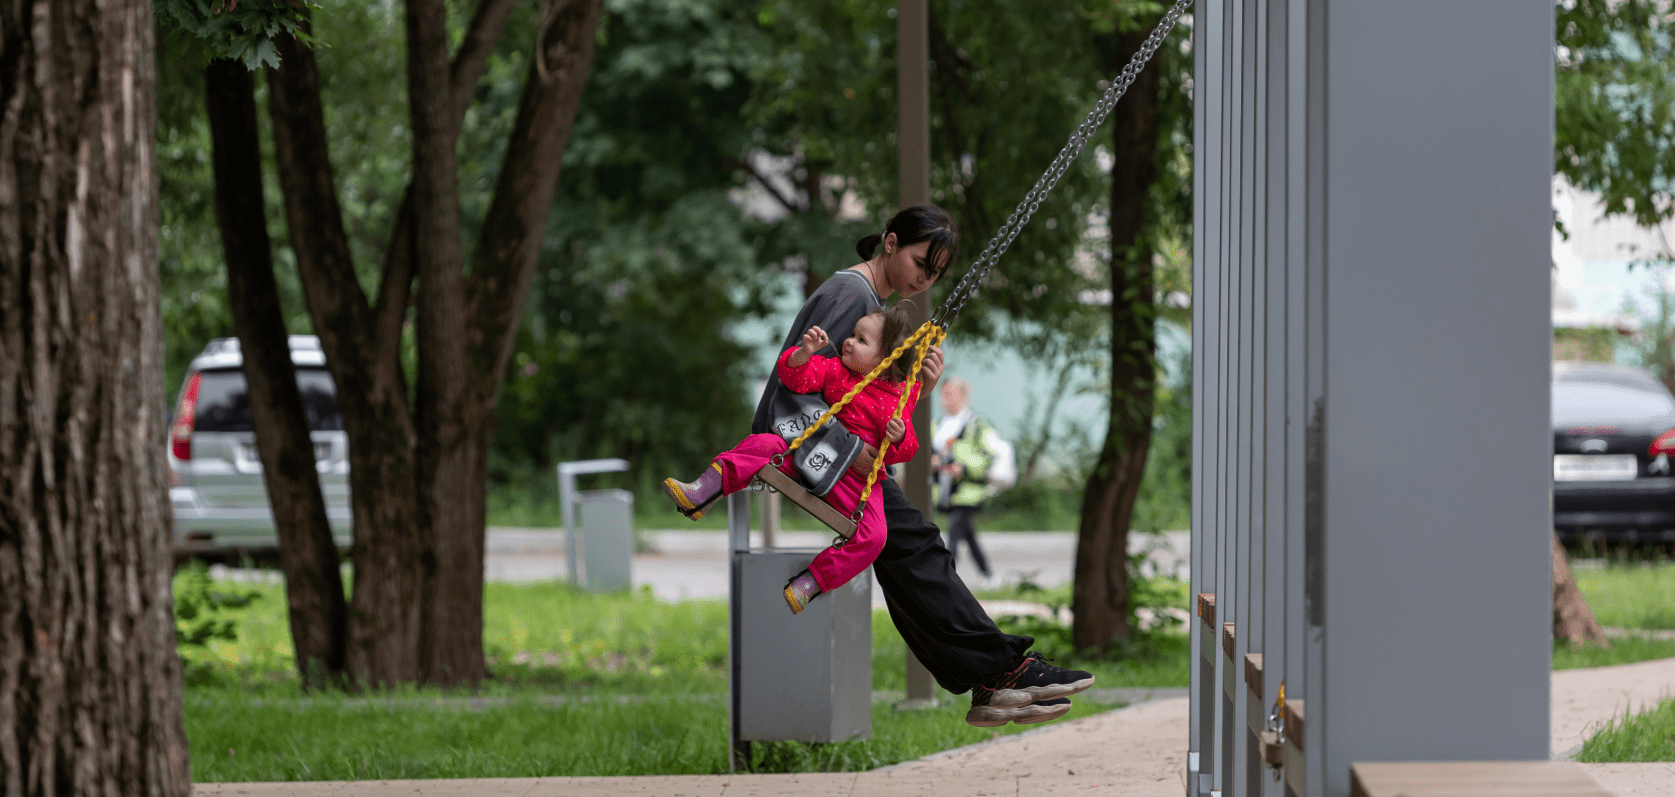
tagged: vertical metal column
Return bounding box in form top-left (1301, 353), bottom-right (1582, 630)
top-left (896, 0), bottom-right (938, 708)
top-left (1188, 1), bottom-right (1221, 794)
top-left (727, 491), bottom-right (752, 772)
top-left (1190, 2), bottom-right (1553, 795)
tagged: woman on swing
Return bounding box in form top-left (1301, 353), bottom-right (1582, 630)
top-left (672, 206), bottom-right (1094, 727)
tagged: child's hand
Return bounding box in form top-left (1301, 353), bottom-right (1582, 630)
top-left (885, 417), bottom-right (906, 444)
top-left (793, 326), bottom-right (830, 365)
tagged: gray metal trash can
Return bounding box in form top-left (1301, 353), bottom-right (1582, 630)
top-left (727, 493), bottom-right (870, 768)
top-left (578, 489), bottom-right (633, 592)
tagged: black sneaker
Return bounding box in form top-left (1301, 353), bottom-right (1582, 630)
top-left (965, 697), bottom-right (1073, 728)
top-left (978, 652), bottom-right (1095, 709)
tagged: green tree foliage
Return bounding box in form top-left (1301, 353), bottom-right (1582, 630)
top-left (750, 0), bottom-right (1116, 346)
top-left (1557, 0), bottom-right (1675, 237)
top-left (158, 0), bottom-right (318, 69)
top-left (491, 0), bottom-right (797, 488)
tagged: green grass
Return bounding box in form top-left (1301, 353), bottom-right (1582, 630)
top-left (1561, 556), bottom-right (1675, 763)
top-left (1553, 636), bottom-right (1675, 670)
top-left (184, 688), bottom-right (1127, 782)
top-left (177, 570), bottom-right (1190, 781)
top-left (1577, 697), bottom-right (1675, 763)
top-left (1551, 556), bottom-right (1675, 672)
top-left (181, 570), bottom-right (1192, 695)
top-left (1574, 557), bottom-right (1675, 630)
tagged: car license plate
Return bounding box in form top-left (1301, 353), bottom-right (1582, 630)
top-left (241, 442), bottom-right (334, 463)
top-left (1553, 454), bottom-right (1638, 482)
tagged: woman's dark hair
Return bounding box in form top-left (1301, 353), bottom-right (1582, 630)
top-left (870, 301), bottom-right (920, 383)
top-left (855, 205), bottom-right (960, 281)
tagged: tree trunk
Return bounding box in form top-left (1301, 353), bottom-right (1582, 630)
top-left (267, 27), bottom-right (427, 689)
top-left (0, 1), bottom-right (191, 793)
top-left (1072, 27), bottom-right (1164, 653)
top-left (204, 58), bottom-right (348, 685)
top-left (425, 0), bottom-right (605, 687)
top-left (406, 0), bottom-right (482, 686)
top-left (264, 0), bottom-right (598, 688)
top-left (1552, 532), bottom-right (1609, 648)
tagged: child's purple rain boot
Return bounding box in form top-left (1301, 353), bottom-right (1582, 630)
top-left (782, 570), bottom-right (823, 615)
top-left (662, 462), bottom-right (724, 520)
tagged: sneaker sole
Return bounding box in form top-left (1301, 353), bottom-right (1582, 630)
top-left (964, 700), bottom-right (1074, 728)
top-left (988, 677), bottom-right (1095, 709)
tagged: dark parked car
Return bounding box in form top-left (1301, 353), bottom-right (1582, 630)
top-left (1552, 361), bottom-right (1675, 543)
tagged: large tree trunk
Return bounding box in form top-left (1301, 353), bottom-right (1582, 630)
top-left (267, 27), bottom-right (426, 689)
top-left (1552, 532), bottom-right (1609, 647)
top-left (426, 0), bottom-right (605, 686)
top-left (1072, 27), bottom-right (1164, 653)
top-left (405, 0), bottom-right (482, 686)
top-left (265, 0), bottom-right (598, 688)
top-left (0, 1), bottom-right (191, 793)
top-left (204, 58), bottom-right (348, 685)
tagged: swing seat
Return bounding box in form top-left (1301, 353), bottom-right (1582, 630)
top-left (751, 464), bottom-right (857, 542)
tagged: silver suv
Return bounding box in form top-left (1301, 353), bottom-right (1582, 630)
top-left (167, 335), bottom-right (352, 555)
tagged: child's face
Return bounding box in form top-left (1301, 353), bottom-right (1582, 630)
top-left (841, 314), bottom-right (889, 375)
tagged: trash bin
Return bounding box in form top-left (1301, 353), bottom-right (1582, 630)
top-left (557, 458), bottom-right (630, 590)
top-left (578, 489), bottom-right (633, 592)
top-left (727, 493), bottom-right (870, 768)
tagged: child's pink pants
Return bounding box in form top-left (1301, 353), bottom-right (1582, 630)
top-left (713, 433), bottom-right (886, 593)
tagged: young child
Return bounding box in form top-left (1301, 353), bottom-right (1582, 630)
top-left (662, 303), bottom-right (922, 614)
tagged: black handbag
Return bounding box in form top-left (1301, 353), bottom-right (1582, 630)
top-left (768, 388), bottom-right (864, 497)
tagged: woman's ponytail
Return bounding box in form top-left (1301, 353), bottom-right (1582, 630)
top-left (855, 233), bottom-right (883, 261)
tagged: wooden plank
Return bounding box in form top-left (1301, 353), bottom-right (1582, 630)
top-left (1258, 730), bottom-right (1285, 768)
top-left (1244, 652), bottom-right (1262, 697)
top-left (1197, 593), bottom-right (1216, 628)
top-left (1285, 699), bottom-right (1305, 752)
top-left (1222, 622), bottom-right (1236, 660)
top-left (751, 465), bottom-right (856, 541)
top-left (1350, 761), bottom-right (1611, 797)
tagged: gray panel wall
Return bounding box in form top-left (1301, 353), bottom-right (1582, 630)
top-left (1190, 2), bottom-right (1553, 795)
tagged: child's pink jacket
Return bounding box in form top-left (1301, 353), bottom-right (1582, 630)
top-left (776, 348), bottom-right (921, 463)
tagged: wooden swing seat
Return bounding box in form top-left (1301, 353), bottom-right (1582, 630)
top-left (751, 464), bottom-right (857, 542)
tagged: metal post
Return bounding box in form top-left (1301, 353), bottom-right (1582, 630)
top-left (896, 0), bottom-right (937, 708)
top-left (727, 492), bottom-right (751, 772)
top-left (761, 490), bottom-right (780, 549)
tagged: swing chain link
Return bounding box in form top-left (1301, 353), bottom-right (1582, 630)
top-left (933, 0), bottom-right (1192, 329)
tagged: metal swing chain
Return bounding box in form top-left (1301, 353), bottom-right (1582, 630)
top-left (931, 0), bottom-right (1193, 329)
top-left (767, 1), bottom-right (1189, 537)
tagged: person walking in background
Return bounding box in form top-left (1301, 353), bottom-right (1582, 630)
top-left (933, 376), bottom-right (998, 580)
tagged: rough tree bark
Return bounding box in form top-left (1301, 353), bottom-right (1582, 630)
top-left (265, 0), bottom-right (601, 688)
top-left (1072, 27), bottom-right (1165, 652)
top-left (204, 58), bottom-right (348, 684)
top-left (0, 1), bottom-right (191, 793)
top-left (1552, 532), bottom-right (1609, 648)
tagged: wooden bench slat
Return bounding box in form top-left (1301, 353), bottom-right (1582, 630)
top-left (1284, 699), bottom-right (1304, 752)
top-left (1197, 593), bottom-right (1216, 628)
top-left (1222, 622), bottom-right (1236, 660)
top-left (751, 465), bottom-right (856, 540)
top-left (1350, 761), bottom-right (1611, 797)
top-left (1244, 652), bottom-right (1262, 696)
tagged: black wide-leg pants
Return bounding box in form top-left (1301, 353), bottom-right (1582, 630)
top-left (872, 478), bottom-right (1032, 694)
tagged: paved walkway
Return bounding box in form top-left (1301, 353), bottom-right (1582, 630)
top-left (483, 528), bottom-right (1193, 604)
top-left (197, 656), bottom-right (1675, 796)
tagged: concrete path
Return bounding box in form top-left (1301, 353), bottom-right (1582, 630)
top-left (197, 657), bottom-right (1675, 796)
top-left (484, 528), bottom-right (1193, 604)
